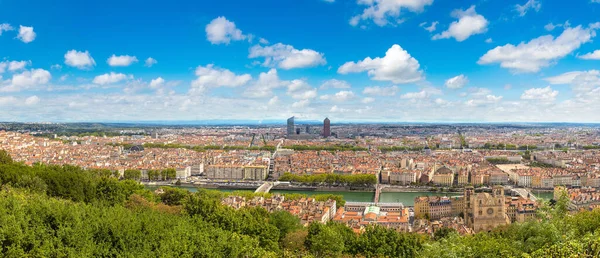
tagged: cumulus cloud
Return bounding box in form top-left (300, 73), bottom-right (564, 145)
top-left (292, 99), bottom-right (311, 108)
top-left (419, 21), bottom-right (438, 32)
top-left (545, 70), bottom-right (600, 94)
top-left (0, 23), bottom-right (13, 36)
top-left (287, 79), bottom-right (317, 100)
top-left (478, 24), bottom-right (597, 73)
top-left (445, 74), bottom-right (468, 89)
top-left (64, 50), bottom-right (96, 69)
top-left (0, 69), bottom-right (51, 92)
top-left (362, 86), bottom-right (399, 96)
top-left (432, 6), bottom-right (488, 42)
top-left (400, 88), bottom-right (441, 99)
top-left (149, 77), bottom-right (165, 89)
top-left (320, 90), bottom-right (355, 102)
top-left (268, 96), bottom-right (279, 106)
top-left (0, 60), bottom-right (30, 73)
top-left (93, 72), bottom-right (130, 85)
top-left (361, 97), bottom-right (375, 103)
top-left (107, 55), bottom-right (138, 67)
top-left (350, 0), bottom-right (434, 27)
top-left (25, 96), bottom-right (40, 105)
top-left (244, 69), bottom-right (289, 98)
top-left (205, 17), bottom-right (246, 44)
top-left (521, 86), bottom-right (558, 101)
top-left (144, 57), bottom-right (158, 67)
top-left (249, 43), bottom-right (326, 69)
top-left (465, 94), bottom-right (503, 107)
top-left (190, 64), bottom-right (252, 94)
top-left (17, 25), bottom-right (36, 43)
top-left (578, 50), bottom-right (600, 60)
top-left (515, 0), bottom-right (541, 17)
top-left (330, 105), bottom-right (350, 113)
top-left (338, 44), bottom-right (423, 83)
top-left (320, 79), bottom-right (351, 89)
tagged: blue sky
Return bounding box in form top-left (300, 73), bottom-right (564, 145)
top-left (1, 0), bottom-right (600, 122)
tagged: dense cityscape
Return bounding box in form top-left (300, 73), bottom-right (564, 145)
top-left (2, 120), bottom-right (600, 237)
top-left (3, 0), bottom-right (600, 256)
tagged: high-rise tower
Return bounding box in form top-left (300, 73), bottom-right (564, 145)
top-left (323, 117), bottom-right (331, 137)
top-left (287, 116), bottom-right (295, 137)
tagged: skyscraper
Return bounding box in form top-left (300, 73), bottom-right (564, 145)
top-left (287, 116), bottom-right (295, 137)
top-left (323, 117), bottom-right (331, 137)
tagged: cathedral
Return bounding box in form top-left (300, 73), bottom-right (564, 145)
top-left (464, 185), bottom-right (510, 232)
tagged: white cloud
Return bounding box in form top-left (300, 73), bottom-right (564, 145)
top-left (445, 74), bottom-right (468, 89)
top-left (1, 69), bottom-right (51, 92)
top-left (432, 6), bottom-right (488, 42)
top-left (107, 55), bottom-right (138, 67)
top-left (465, 94), bottom-right (503, 107)
top-left (258, 38), bottom-right (269, 44)
top-left (25, 96), bottom-right (40, 105)
top-left (268, 96), bottom-right (279, 105)
top-left (190, 64), bottom-right (252, 94)
top-left (17, 25), bottom-right (36, 43)
top-left (419, 21), bottom-right (438, 32)
top-left (9, 61), bottom-right (29, 71)
top-left (351, 0), bottom-right (434, 27)
top-left (51, 64), bottom-right (62, 70)
top-left (361, 97), bottom-right (375, 103)
top-left (249, 43), bottom-right (326, 69)
top-left (515, 0), bottom-right (541, 17)
top-left (521, 86), bottom-right (558, 101)
top-left (400, 87), bottom-right (442, 99)
top-left (0, 96), bottom-right (18, 106)
top-left (149, 77), bottom-right (165, 88)
top-left (545, 70), bottom-right (600, 94)
top-left (11, 69), bottom-right (51, 87)
top-left (287, 79), bottom-right (317, 100)
top-left (478, 24), bottom-right (597, 73)
top-left (292, 99), bottom-right (310, 108)
top-left (145, 57), bottom-right (158, 67)
top-left (323, 0), bottom-right (335, 2)
top-left (338, 44), bottom-right (423, 83)
top-left (578, 50), bottom-right (600, 60)
top-left (64, 50), bottom-right (96, 69)
top-left (320, 90), bottom-right (355, 102)
top-left (0, 23), bottom-right (13, 36)
top-left (362, 85), bottom-right (399, 96)
top-left (330, 105), bottom-right (350, 113)
top-left (93, 72), bottom-right (130, 85)
top-left (244, 69), bottom-right (289, 98)
top-left (545, 23), bottom-right (558, 31)
top-left (485, 38), bottom-right (493, 43)
top-left (0, 60), bottom-right (29, 73)
top-left (205, 16), bottom-right (246, 44)
top-left (320, 79), bottom-right (351, 89)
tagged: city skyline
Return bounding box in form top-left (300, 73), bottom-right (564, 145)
top-left (1, 0), bottom-right (600, 122)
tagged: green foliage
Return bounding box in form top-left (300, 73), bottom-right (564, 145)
top-left (486, 157), bottom-right (520, 164)
top-left (313, 194), bottom-right (345, 209)
top-left (270, 211), bottom-right (302, 242)
top-left (123, 169), bottom-right (141, 180)
top-left (158, 186), bottom-right (190, 206)
top-left (0, 149), bottom-right (13, 165)
top-left (279, 172), bottom-right (377, 187)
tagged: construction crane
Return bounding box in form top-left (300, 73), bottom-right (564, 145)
top-left (249, 133), bottom-right (256, 147)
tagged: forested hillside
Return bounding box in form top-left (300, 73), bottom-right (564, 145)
top-left (2, 150), bottom-right (600, 257)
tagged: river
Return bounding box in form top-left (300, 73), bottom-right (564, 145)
top-left (147, 185), bottom-right (556, 206)
top-left (148, 186), bottom-right (460, 206)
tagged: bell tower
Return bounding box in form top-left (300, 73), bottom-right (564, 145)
top-left (464, 185), bottom-right (475, 226)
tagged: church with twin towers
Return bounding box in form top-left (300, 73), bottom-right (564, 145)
top-left (286, 117), bottom-right (331, 139)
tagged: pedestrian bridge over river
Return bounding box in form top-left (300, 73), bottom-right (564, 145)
top-left (255, 181), bottom-right (281, 193)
